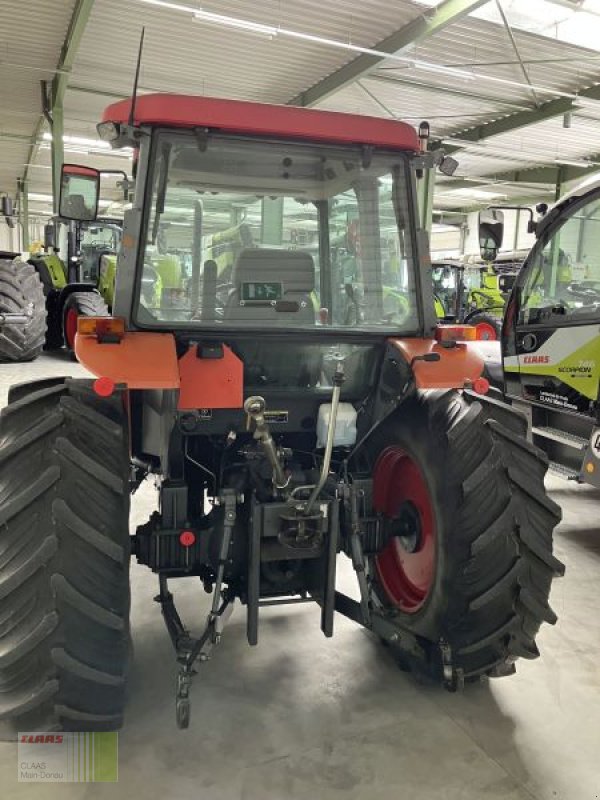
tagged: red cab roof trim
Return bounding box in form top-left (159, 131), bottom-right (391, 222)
top-left (102, 93), bottom-right (419, 152)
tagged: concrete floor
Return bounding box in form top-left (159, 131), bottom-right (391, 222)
top-left (1, 352), bottom-right (599, 800)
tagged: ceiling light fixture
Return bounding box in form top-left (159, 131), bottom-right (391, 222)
top-left (43, 132), bottom-right (111, 149)
top-left (193, 9), bottom-right (277, 36)
top-left (135, 0), bottom-right (578, 100)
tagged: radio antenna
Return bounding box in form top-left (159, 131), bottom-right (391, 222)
top-left (128, 27), bottom-right (145, 128)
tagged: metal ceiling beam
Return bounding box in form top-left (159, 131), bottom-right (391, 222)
top-left (436, 176), bottom-right (556, 192)
top-left (439, 155), bottom-right (600, 190)
top-left (494, 0), bottom-right (540, 107)
top-left (490, 160), bottom-right (600, 185)
top-left (21, 0), bottom-right (95, 202)
top-left (288, 0), bottom-right (489, 107)
top-left (368, 73), bottom-right (532, 110)
top-left (22, 117), bottom-right (46, 184)
top-left (0, 132), bottom-right (35, 143)
top-left (437, 84), bottom-right (600, 154)
top-left (52, 0), bottom-right (95, 109)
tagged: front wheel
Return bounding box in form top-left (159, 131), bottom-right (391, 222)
top-left (363, 390), bottom-right (564, 684)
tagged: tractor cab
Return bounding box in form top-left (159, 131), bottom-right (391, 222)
top-left (481, 188), bottom-right (600, 485)
top-left (78, 218), bottom-right (122, 280)
top-left (431, 259), bottom-right (463, 321)
top-left (61, 95), bottom-right (433, 390)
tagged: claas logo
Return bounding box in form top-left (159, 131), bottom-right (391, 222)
top-left (20, 734), bottom-right (64, 744)
top-left (523, 355), bottom-right (550, 364)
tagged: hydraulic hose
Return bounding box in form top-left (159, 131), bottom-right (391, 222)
top-left (304, 362), bottom-right (345, 515)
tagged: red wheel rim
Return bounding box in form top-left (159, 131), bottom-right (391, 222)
top-left (475, 322), bottom-right (497, 341)
top-left (373, 447), bottom-right (436, 613)
top-left (65, 308), bottom-right (78, 350)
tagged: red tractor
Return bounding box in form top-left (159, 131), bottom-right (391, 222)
top-left (0, 95), bottom-right (563, 730)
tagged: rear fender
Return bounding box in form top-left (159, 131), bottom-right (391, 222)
top-left (390, 337), bottom-right (484, 390)
top-left (74, 334), bottom-right (243, 408)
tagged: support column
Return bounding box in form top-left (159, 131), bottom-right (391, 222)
top-left (18, 179), bottom-right (29, 251)
top-left (261, 198), bottom-right (283, 245)
top-left (554, 166), bottom-right (565, 203)
top-left (513, 208), bottom-right (520, 251)
top-left (459, 222), bottom-right (468, 256)
top-left (230, 207), bottom-right (244, 226)
top-left (50, 102), bottom-right (64, 215)
top-left (417, 167), bottom-right (435, 234)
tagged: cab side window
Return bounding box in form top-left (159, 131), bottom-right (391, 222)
top-left (520, 196), bottom-right (600, 324)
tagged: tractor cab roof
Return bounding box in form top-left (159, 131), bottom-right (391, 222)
top-left (102, 93), bottom-right (420, 151)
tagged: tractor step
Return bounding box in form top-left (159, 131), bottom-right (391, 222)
top-left (532, 425), bottom-right (588, 451)
top-left (548, 460), bottom-right (581, 481)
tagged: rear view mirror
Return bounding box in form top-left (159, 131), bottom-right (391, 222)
top-left (43, 222), bottom-right (56, 250)
top-left (59, 164), bottom-right (100, 222)
top-left (478, 208), bottom-right (504, 261)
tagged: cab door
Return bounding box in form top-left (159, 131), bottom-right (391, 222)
top-left (506, 192), bottom-right (600, 420)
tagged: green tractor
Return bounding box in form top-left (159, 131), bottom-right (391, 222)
top-left (27, 217), bottom-right (114, 353)
top-left (432, 246), bottom-right (523, 341)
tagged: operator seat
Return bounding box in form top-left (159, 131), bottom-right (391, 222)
top-left (223, 248), bottom-right (316, 326)
top-left (62, 193), bottom-right (92, 219)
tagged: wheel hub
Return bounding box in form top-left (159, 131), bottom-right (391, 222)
top-left (372, 447), bottom-right (436, 613)
top-left (391, 501), bottom-right (421, 554)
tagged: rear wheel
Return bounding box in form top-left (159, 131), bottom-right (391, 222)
top-left (0, 379), bottom-right (131, 731)
top-left (62, 291), bottom-right (109, 354)
top-left (364, 389), bottom-right (564, 684)
top-left (0, 259), bottom-right (46, 362)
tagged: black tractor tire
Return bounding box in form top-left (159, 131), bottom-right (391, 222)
top-left (44, 293), bottom-right (65, 350)
top-left (0, 259), bottom-right (46, 362)
top-left (363, 389), bottom-right (563, 686)
top-left (62, 291), bottom-right (109, 355)
top-left (465, 311), bottom-right (502, 341)
top-left (0, 379), bottom-right (131, 731)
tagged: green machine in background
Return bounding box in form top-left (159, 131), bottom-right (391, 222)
top-left (481, 191), bottom-right (600, 488)
top-left (28, 217), bottom-right (120, 352)
top-left (431, 243), bottom-right (524, 340)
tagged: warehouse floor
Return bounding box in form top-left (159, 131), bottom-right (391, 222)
top-left (1, 354), bottom-right (599, 800)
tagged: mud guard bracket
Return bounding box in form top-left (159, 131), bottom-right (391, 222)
top-left (178, 343), bottom-right (243, 410)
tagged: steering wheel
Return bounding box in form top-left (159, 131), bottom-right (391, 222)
top-left (566, 282), bottom-right (600, 302)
